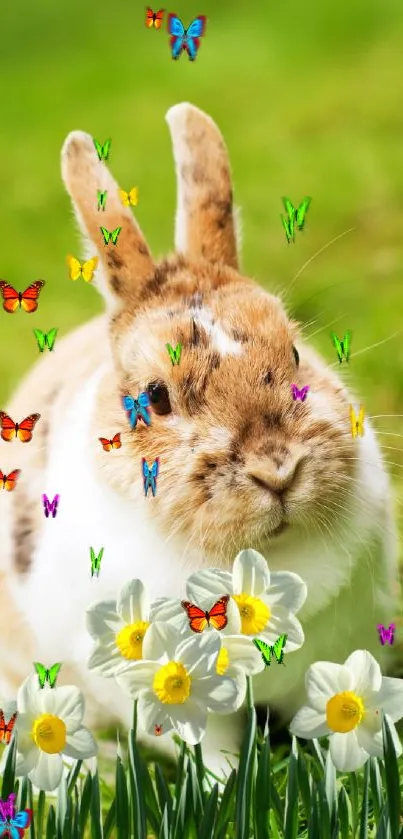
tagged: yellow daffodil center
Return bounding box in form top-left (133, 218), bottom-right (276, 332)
top-left (216, 647), bottom-right (229, 675)
top-left (31, 714), bottom-right (66, 754)
top-left (326, 691), bottom-right (365, 733)
top-left (232, 593), bottom-right (270, 634)
top-left (115, 621), bottom-right (150, 660)
top-left (153, 661), bottom-right (191, 704)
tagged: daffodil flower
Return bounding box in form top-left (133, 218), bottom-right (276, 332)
top-left (86, 579), bottom-right (154, 677)
top-left (290, 650), bottom-right (403, 772)
top-left (115, 622), bottom-right (240, 744)
top-left (215, 635), bottom-right (265, 708)
top-left (4, 676), bottom-right (97, 791)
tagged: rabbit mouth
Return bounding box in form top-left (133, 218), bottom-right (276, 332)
top-left (270, 522), bottom-right (289, 537)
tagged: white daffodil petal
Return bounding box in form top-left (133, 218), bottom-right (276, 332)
top-left (329, 732), bottom-right (369, 772)
top-left (149, 597), bottom-right (185, 629)
top-left (143, 622), bottom-right (181, 661)
top-left (259, 608), bottom-right (304, 651)
top-left (117, 579), bottom-right (149, 624)
top-left (138, 690), bottom-right (168, 731)
top-left (289, 706), bottom-right (330, 739)
top-left (64, 727), bottom-right (98, 759)
top-left (356, 725), bottom-right (384, 758)
top-left (232, 549), bottom-right (270, 596)
top-left (177, 633), bottom-right (221, 678)
top-left (116, 661), bottom-right (160, 699)
top-left (194, 675), bottom-right (239, 713)
top-left (171, 698), bottom-right (207, 745)
top-left (17, 676), bottom-right (41, 715)
top-left (345, 650), bottom-right (382, 694)
top-left (223, 636), bottom-right (265, 675)
top-left (14, 713), bottom-right (35, 754)
top-left (373, 676), bottom-right (403, 722)
top-left (186, 568), bottom-right (233, 604)
top-left (85, 600), bottom-right (121, 639)
top-left (88, 642), bottom-right (128, 677)
top-left (16, 746), bottom-right (38, 777)
top-left (39, 686), bottom-right (84, 734)
top-left (0, 699), bottom-right (17, 720)
top-left (29, 751), bottom-right (64, 792)
top-left (266, 571), bottom-right (307, 613)
top-left (224, 668), bottom-right (247, 710)
top-left (305, 662), bottom-right (353, 711)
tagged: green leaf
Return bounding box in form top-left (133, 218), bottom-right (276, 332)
top-left (17, 774), bottom-right (28, 811)
top-left (66, 760), bottom-right (83, 796)
top-left (128, 729), bottom-right (147, 839)
top-left (28, 780), bottom-right (36, 839)
top-left (214, 768), bottom-right (236, 839)
top-left (57, 773), bottom-right (69, 833)
top-left (37, 789), bottom-right (46, 839)
top-left (90, 770), bottom-right (103, 839)
top-left (46, 805), bottom-right (56, 839)
top-left (337, 785), bottom-right (350, 839)
top-left (1, 737), bottom-right (17, 798)
top-left (307, 787), bottom-right (321, 839)
top-left (198, 783), bottom-right (218, 839)
top-left (316, 778), bottom-right (331, 839)
top-left (255, 732), bottom-right (271, 839)
top-left (382, 713), bottom-right (401, 837)
top-left (284, 740), bottom-right (299, 839)
top-left (235, 706), bottom-right (257, 839)
top-left (349, 771), bottom-right (359, 837)
top-left (193, 742), bottom-right (207, 807)
top-left (155, 763), bottom-right (173, 826)
top-left (375, 804), bottom-right (389, 839)
top-left (172, 773), bottom-right (189, 839)
top-left (159, 805), bottom-right (170, 839)
top-left (115, 755), bottom-right (130, 839)
top-left (78, 772), bottom-right (92, 839)
top-left (297, 748), bottom-right (311, 822)
top-left (324, 749), bottom-right (337, 824)
top-left (369, 757), bottom-right (384, 826)
top-left (103, 799), bottom-right (116, 839)
top-left (358, 759), bottom-right (370, 839)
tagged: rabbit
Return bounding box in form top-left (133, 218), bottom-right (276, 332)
top-left (0, 102), bottom-right (399, 777)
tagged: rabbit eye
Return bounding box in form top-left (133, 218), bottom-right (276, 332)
top-left (147, 381), bottom-right (172, 415)
top-left (293, 346), bottom-right (300, 367)
top-left (263, 371), bottom-right (273, 385)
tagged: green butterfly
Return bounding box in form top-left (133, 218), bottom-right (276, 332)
top-left (100, 226), bottom-right (122, 246)
top-left (33, 328), bottom-right (58, 352)
top-left (166, 343), bottom-right (182, 365)
top-left (90, 546), bottom-right (104, 578)
top-left (331, 330), bottom-right (351, 363)
top-left (93, 138), bottom-right (111, 161)
top-left (97, 190), bottom-right (108, 211)
top-left (281, 196), bottom-right (312, 243)
top-left (253, 634), bottom-right (288, 666)
top-left (34, 661), bottom-right (62, 689)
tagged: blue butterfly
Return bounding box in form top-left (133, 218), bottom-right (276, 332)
top-left (142, 458), bottom-right (160, 497)
top-left (167, 14), bottom-right (207, 61)
top-left (0, 808), bottom-right (32, 838)
top-left (122, 392), bottom-right (151, 429)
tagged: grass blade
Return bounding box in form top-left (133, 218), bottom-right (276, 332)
top-left (198, 783), bottom-right (219, 839)
top-left (115, 755), bottom-right (129, 839)
top-left (36, 789), bottom-right (46, 839)
top-left (66, 761), bottom-right (83, 796)
top-left (255, 731), bottom-right (271, 839)
top-left (79, 772), bottom-right (92, 839)
top-left (128, 730), bottom-right (148, 839)
top-left (358, 759), bottom-right (370, 839)
top-left (235, 707), bottom-right (257, 839)
top-left (369, 757), bottom-right (384, 826)
top-left (46, 805), bottom-right (56, 839)
top-left (1, 737), bottom-right (17, 798)
top-left (214, 768), bottom-right (236, 839)
top-left (324, 750), bottom-right (337, 825)
top-left (90, 770), bottom-right (103, 839)
top-left (155, 763), bottom-right (173, 827)
top-left (103, 799), bottom-right (116, 839)
top-left (284, 739), bottom-right (299, 839)
top-left (337, 785), bottom-right (350, 839)
top-left (297, 747), bottom-right (311, 823)
top-left (382, 714), bottom-right (401, 838)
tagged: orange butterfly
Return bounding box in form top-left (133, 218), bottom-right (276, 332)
top-left (98, 433), bottom-right (122, 452)
top-left (181, 595), bottom-right (229, 633)
top-left (154, 724), bottom-right (163, 736)
top-left (146, 6), bottom-right (164, 28)
top-left (0, 470), bottom-right (21, 491)
top-left (0, 710), bottom-right (18, 744)
top-left (0, 280), bottom-right (45, 313)
top-left (0, 412), bottom-right (41, 443)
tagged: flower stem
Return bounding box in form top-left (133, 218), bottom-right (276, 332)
top-left (194, 742), bottom-right (206, 804)
top-left (246, 676), bottom-right (254, 711)
top-left (132, 700), bottom-right (138, 738)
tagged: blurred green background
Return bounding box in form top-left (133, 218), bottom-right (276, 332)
top-left (1, 0), bottom-right (403, 560)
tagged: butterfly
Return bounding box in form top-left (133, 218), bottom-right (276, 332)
top-left (168, 14), bottom-right (207, 61)
top-left (166, 343), bottom-right (182, 365)
top-left (33, 328), bottom-right (58, 352)
top-left (97, 190), bottom-right (108, 211)
top-left (291, 384), bottom-right (309, 402)
top-left (154, 724), bottom-right (163, 736)
top-left (122, 393), bottom-right (151, 429)
top-left (0, 412), bottom-right (40, 443)
top-left (99, 433), bottom-right (122, 451)
top-left (146, 7), bottom-right (165, 28)
top-left (42, 494), bottom-right (60, 519)
top-left (331, 330), bottom-right (351, 363)
top-left (253, 634), bottom-right (288, 666)
top-left (181, 595), bottom-right (229, 633)
top-left (0, 280), bottom-right (45, 314)
top-left (119, 187), bottom-right (139, 207)
top-left (93, 138), bottom-right (111, 161)
top-left (0, 711), bottom-right (17, 745)
top-left (280, 197), bottom-right (311, 243)
top-left (142, 457), bottom-right (159, 497)
top-left (100, 226), bottom-right (122, 246)
top-left (0, 470), bottom-right (21, 492)
top-left (90, 547), bottom-right (104, 578)
top-left (377, 624), bottom-right (395, 645)
top-left (33, 661), bottom-right (62, 689)
top-left (350, 404), bottom-right (365, 438)
top-left (0, 807), bottom-right (32, 839)
top-left (67, 255), bottom-right (98, 283)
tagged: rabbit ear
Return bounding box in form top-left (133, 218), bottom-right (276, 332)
top-left (166, 103), bottom-right (239, 270)
top-left (61, 131), bottom-right (155, 313)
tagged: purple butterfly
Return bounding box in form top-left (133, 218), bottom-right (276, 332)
top-left (42, 494), bottom-right (60, 519)
top-left (291, 384), bottom-right (309, 402)
top-left (377, 623), bottom-right (395, 645)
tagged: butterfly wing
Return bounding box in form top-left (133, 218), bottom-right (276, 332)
top-left (128, 187), bottom-right (139, 205)
top-left (33, 328), bottom-right (46, 352)
top-left (349, 405), bottom-right (357, 438)
top-left (99, 437), bottom-right (113, 451)
top-left (142, 458), bottom-right (150, 479)
top-left (282, 197), bottom-right (296, 222)
top-left (181, 601), bottom-right (208, 633)
top-left (168, 13), bottom-right (185, 58)
top-left (93, 138), bottom-right (103, 160)
top-left (34, 662), bottom-right (47, 689)
top-left (111, 227), bottom-right (122, 245)
top-left (0, 281), bottom-right (20, 313)
top-left (100, 227), bottom-right (110, 245)
top-left (119, 189), bottom-right (130, 206)
top-left (185, 16), bottom-right (206, 59)
top-left (358, 405), bottom-right (365, 435)
top-left (173, 343), bottom-right (182, 364)
top-left (253, 638), bottom-right (271, 666)
top-left (20, 281), bottom-right (45, 313)
top-left (66, 255), bottom-right (83, 281)
top-left (300, 386), bottom-right (309, 401)
top-left (102, 139), bottom-right (111, 160)
top-left (342, 330), bottom-right (352, 361)
top-left (290, 384), bottom-right (298, 400)
top-left (3, 712), bottom-right (18, 745)
top-left (45, 328), bottom-right (58, 351)
top-left (146, 7), bottom-right (156, 27)
top-left (16, 413), bottom-right (40, 443)
top-left (0, 412), bottom-right (17, 442)
top-left (42, 494), bottom-right (50, 517)
top-left (166, 343), bottom-right (175, 364)
top-left (271, 633), bottom-right (287, 664)
top-left (2, 470), bottom-right (21, 491)
top-left (138, 392), bottom-right (151, 408)
top-left (111, 433), bottom-right (122, 449)
top-left (331, 332), bottom-right (343, 363)
top-left (295, 196), bottom-right (312, 229)
top-left (151, 458), bottom-right (159, 478)
top-left (281, 214), bottom-right (294, 244)
top-left (153, 9), bottom-right (165, 28)
top-left (208, 595), bottom-right (229, 631)
top-left (48, 662), bottom-right (62, 687)
top-left (12, 809), bottom-right (33, 830)
top-left (81, 257), bottom-right (98, 283)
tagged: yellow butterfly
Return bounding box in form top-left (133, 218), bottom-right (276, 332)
top-left (119, 187), bottom-right (139, 207)
top-left (350, 404), bottom-right (365, 438)
top-left (67, 255), bottom-right (98, 283)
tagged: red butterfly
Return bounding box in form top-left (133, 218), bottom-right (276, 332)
top-left (181, 595), bottom-right (229, 633)
top-left (146, 6), bottom-right (164, 28)
top-left (0, 470), bottom-right (21, 491)
top-left (154, 724), bottom-right (163, 736)
top-left (0, 710), bottom-right (18, 744)
top-left (0, 280), bottom-right (45, 313)
top-left (0, 412), bottom-right (41, 443)
top-left (98, 433), bottom-right (122, 452)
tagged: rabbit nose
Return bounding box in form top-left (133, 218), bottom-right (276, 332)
top-left (247, 452), bottom-right (301, 495)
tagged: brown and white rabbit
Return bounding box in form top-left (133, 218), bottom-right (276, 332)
top-left (0, 103), bottom-right (398, 773)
